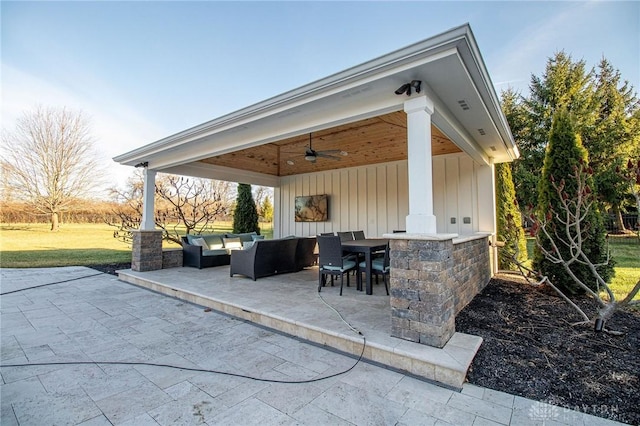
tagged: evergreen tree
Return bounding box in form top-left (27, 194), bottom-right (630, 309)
top-left (495, 162), bottom-right (528, 270)
top-left (516, 51), bottom-right (595, 208)
top-left (232, 183), bottom-right (260, 234)
top-left (501, 88), bottom-right (537, 209)
top-left (533, 109), bottom-right (614, 294)
top-left (586, 59), bottom-right (640, 232)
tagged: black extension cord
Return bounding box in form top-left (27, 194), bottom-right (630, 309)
top-left (0, 272), bottom-right (104, 296)
top-left (0, 272), bottom-right (368, 384)
top-left (0, 337), bottom-right (365, 385)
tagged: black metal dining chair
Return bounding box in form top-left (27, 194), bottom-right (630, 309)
top-left (337, 231), bottom-right (354, 241)
top-left (317, 235), bottom-right (357, 296)
top-left (357, 242), bottom-right (390, 295)
top-left (352, 230), bottom-right (365, 240)
top-left (336, 231), bottom-right (359, 268)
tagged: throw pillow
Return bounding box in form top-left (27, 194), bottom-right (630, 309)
top-left (192, 237), bottom-right (210, 250)
top-left (223, 237), bottom-right (242, 249)
top-left (202, 234), bottom-right (224, 249)
top-left (251, 234), bottom-right (265, 241)
top-left (243, 241), bottom-right (255, 250)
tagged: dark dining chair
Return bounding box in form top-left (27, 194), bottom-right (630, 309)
top-left (336, 231), bottom-right (359, 267)
top-left (317, 235), bottom-right (357, 296)
top-left (358, 242), bottom-right (390, 295)
top-left (352, 230), bottom-right (365, 240)
top-left (337, 231), bottom-right (354, 241)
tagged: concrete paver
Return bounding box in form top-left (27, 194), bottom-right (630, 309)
top-left (0, 267), bottom-right (627, 425)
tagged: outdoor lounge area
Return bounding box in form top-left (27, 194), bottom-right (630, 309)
top-left (113, 24), bottom-right (517, 389)
top-left (117, 263), bottom-right (482, 390)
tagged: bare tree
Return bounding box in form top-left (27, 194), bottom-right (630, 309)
top-left (502, 162), bottom-right (640, 333)
top-left (109, 172), bottom-right (232, 245)
top-left (252, 185), bottom-right (274, 221)
top-left (1, 106), bottom-right (104, 231)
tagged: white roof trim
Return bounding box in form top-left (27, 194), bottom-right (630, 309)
top-left (114, 23), bottom-right (517, 170)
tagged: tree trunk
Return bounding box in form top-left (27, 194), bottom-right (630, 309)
top-left (611, 204), bottom-right (626, 233)
top-left (51, 212), bottom-right (59, 231)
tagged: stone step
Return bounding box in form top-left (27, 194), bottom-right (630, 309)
top-left (117, 269), bottom-right (482, 390)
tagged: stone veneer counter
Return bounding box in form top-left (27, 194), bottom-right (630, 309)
top-left (382, 232), bottom-right (492, 348)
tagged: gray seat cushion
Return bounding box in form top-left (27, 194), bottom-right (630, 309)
top-left (323, 260), bottom-right (356, 272)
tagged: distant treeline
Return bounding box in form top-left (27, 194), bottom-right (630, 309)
top-left (0, 201), bottom-right (123, 224)
top-left (0, 201), bottom-right (237, 224)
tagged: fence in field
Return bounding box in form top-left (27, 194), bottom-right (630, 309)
top-left (522, 213), bottom-right (638, 236)
top-left (603, 214), bottom-right (639, 233)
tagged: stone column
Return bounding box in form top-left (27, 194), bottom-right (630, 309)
top-left (131, 230), bottom-right (163, 272)
top-left (389, 236), bottom-right (456, 348)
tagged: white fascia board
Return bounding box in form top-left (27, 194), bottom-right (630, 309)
top-left (144, 96), bottom-right (405, 171)
top-left (434, 112), bottom-right (489, 166)
top-left (420, 82), bottom-right (489, 166)
top-left (161, 162), bottom-right (280, 188)
top-left (114, 47), bottom-right (458, 168)
top-left (450, 52), bottom-right (505, 164)
top-left (113, 26), bottom-right (469, 166)
top-left (456, 27), bottom-right (518, 161)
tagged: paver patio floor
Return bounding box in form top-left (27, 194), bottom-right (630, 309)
top-left (0, 267), bottom-right (625, 425)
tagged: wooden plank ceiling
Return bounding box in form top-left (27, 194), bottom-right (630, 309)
top-left (199, 111), bottom-right (461, 177)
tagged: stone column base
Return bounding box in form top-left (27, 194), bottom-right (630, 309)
top-left (162, 248), bottom-right (183, 269)
top-left (389, 237), bottom-right (455, 348)
top-left (131, 230), bottom-right (163, 272)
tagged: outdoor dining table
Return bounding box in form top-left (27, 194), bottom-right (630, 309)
top-left (341, 238), bottom-right (389, 295)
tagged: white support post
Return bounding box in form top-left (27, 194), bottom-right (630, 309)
top-left (477, 159), bottom-right (499, 274)
top-left (404, 95), bottom-right (437, 234)
top-left (140, 168), bottom-right (157, 231)
top-left (273, 186), bottom-right (281, 239)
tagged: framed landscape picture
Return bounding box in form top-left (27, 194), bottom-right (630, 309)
top-left (295, 194), bottom-right (328, 222)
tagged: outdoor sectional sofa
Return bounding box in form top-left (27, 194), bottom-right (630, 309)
top-left (230, 236), bottom-right (317, 280)
top-left (181, 232), bottom-right (261, 269)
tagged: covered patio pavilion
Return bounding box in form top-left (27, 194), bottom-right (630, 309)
top-left (114, 24), bottom-right (518, 385)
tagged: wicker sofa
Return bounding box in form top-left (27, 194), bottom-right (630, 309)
top-left (181, 232), bottom-right (260, 269)
top-left (230, 236), bottom-right (317, 280)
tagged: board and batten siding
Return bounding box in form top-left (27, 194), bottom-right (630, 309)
top-left (274, 153), bottom-right (494, 238)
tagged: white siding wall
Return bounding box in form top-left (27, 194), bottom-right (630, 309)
top-left (275, 154), bottom-right (493, 238)
top-left (432, 153), bottom-right (491, 234)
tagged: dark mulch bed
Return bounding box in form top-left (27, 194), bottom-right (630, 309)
top-left (456, 276), bottom-right (639, 425)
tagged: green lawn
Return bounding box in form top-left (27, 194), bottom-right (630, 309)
top-left (0, 223), bottom-right (133, 268)
top-left (1, 223), bottom-right (636, 302)
top-left (526, 237), bottom-right (640, 302)
top-left (0, 222), bottom-right (273, 268)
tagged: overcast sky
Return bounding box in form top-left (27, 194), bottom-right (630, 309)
top-left (2, 1), bottom-right (638, 188)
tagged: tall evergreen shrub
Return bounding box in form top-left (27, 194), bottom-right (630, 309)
top-left (495, 162), bottom-right (528, 270)
top-left (233, 183), bottom-right (260, 234)
top-left (533, 109), bottom-right (614, 294)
